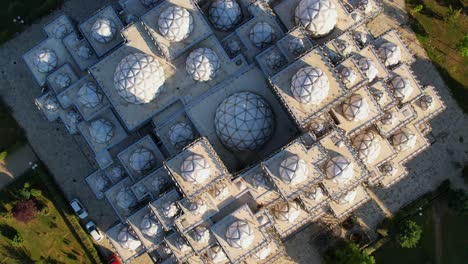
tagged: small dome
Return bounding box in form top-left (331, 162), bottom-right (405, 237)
top-left (151, 177), bottom-right (167, 193)
top-left (225, 220), bottom-right (254, 249)
top-left (54, 73), bottom-right (71, 89)
top-left (335, 39), bottom-right (352, 56)
top-left (91, 17), bottom-right (117, 43)
top-left (378, 42), bottom-right (401, 67)
top-left (89, 118), bottom-right (114, 144)
top-left (359, 0), bottom-right (375, 14)
top-left (226, 39), bottom-right (241, 54)
top-left (109, 167), bottom-right (124, 180)
top-left (380, 162), bottom-right (396, 176)
top-left (175, 237), bottom-right (190, 252)
top-left (116, 188), bottom-right (136, 209)
top-left (326, 155), bottom-right (354, 183)
top-left (168, 122), bottom-right (194, 148)
top-left (129, 147), bottom-right (155, 173)
top-left (253, 244), bottom-right (272, 260)
top-left (390, 76), bottom-right (413, 101)
top-left (53, 24), bottom-right (68, 39)
top-left (339, 67), bottom-right (357, 85)
top-left (158, 6), bottom-right (193, 42)
top-left (188, 199), bottom-right (207, 215)
top-left (391, 127), bottom-right (416, 151)
top-left (353, 131), bottom-right (381, 164)
top-left (34, 49), bottom-right (57, 73)
top-left (291, 66), bottom-right (330, 105)
top-left (161, 244), bottom-right (172, 255)
top-left (77, 82), bottom-right (103, 108)
top-left (288, 37), bottom-right (306, 55)
top-left (207, 245), bottom-right (228, 263)
top-left (249, 22), bottom-right (275, 49)
top-left (180, 154), bottom-right (211, 184)
top-left (252, 173), bottom-right (268, 189)
top-left (369, 86), bottom-right (385, 103)
top-left (214, 92), bottom-right (274, 152)
top-left (44, 96), bottom-right (60, 112)
top-left (209, 0), bottom-right (242, 31)
top-left (279, 155), bottom-right (308, 185)
top-left (140, 213), bottom-right (162, 237)
top-left (342, 94), bottom-right (369, 121)
top-left (418, 95), bottom-right (433, 110)
top-left (266, 52), bottom-right (283, 70)
top-left (380, 111), bottom-right (394, 125)
top-left (114, 53), bottom-right (165, 104)
top-left (274, 202), bottom-right (301, 223)
top-left (353, 31), bottom-right (368, 46)
top-left (305, 186), bottom-right (324, 201)
top-left (94, 174), bottom-right (108, 192)
top-left (77, 45), bottom-right (92, 60)
top-left (162, 201), bottom-right (179, 218)
top-left (295, 0), bottom-right (337, 37)
top-left (337, 189), bottom-right (357, 204)
top-left (118, 227), bottom-right (141, 250)
top-left (193, 226), bottom-right (210, 243)
top-left (212, 183), bottom-right (229, 200)
top-left (65, 110), bottom-right (80, 132)
top-left (186, 48), bottom-right (220, 82)
top-left (357, 57), bottom-right (378, 82)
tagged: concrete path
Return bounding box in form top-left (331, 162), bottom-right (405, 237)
top-left (0, 144), bottom-right (38, 189)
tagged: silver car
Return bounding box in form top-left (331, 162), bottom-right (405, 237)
top-left (70, 198), bottom-right (88, 219)
top-left (85, 221), bottom-right (103, 242)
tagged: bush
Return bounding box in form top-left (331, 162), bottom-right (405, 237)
top-left (456, 35), bottom-right (468, 57)
top-left (324, 242), bottom-right (375, 264)
top-left (396, 220), bottom-right (422, 248)
top-left (412, 4), bottom-right (423, 13)
top-left (444, 5), bottom-right (462, 24)
top-left (12, 199), bottom-right (37, 223)
top-left (0, 151), bottom-right (7, 161)
top-left (12, 233), bottom-right (24, 247)
top-left (30, 188), bottom-right (42, 197)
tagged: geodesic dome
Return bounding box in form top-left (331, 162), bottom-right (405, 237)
top-left (390, 76), bottom-right (413, 101)
top-left (162, 201), bottom-right (179, 218)
top-left (226, 39), bottom-right (241, 54)
top-left (188, 199), bottom-right (207, 215)
top-left (207, 245), bottom-right (228, 263)
top-left (54, 73), bottom-right (71, 89)
top-left (185, 48), bottom-right (220, 82)
top-left (193, 226), bottom-right (210, 243)
top-left (89, 118), bottom-right (114, 144)
top-left (180, 154), bottom-right (211, 184)
top-left (129, 147), bottom-right (155, 173)
top-left (378, 42), bottom-right (401, 67)
top-left (418, 95), bottom-right (433, 110)
top-left (305, 186), bottom-right (324, 201)
top-left (295, 0), bottom-right (337, 37)
top-left (226, 220), bottom-right (254, 249)
top-left (77, 45), bottom-right (92, 60)
top-left (249, 22), bottom-right (275, 49)
top-left (326, 155), bottom-right (354, 184)
top-left (274, 202), bottom-right (301, 223)
top-left (253, 244), bottom-right (272, 260)
top-left (380, 162), bottom-right (396, 176)
top-left (212, 183), bottom-right (229, 200)
top-left (151, 176), bottom-right (167, 193)
top-left (175, 237), bottom-right (191, 252)
top-left (359, 0), bottom-right (375, 14)
top-left (116, 188), bottom-right (136, 209)
top-left (53, 24), bottom-right (68, 39)
top-left (369, 86), bottom-right (385, 103)
top-left (391, 127), bottom-right (416, 151)
top-left (65, 110), bottom-right (80, 133)
top-left (338, 189), bottom-right (357, 204)
top-left (291, 66), bottom-right (330, 105)
top-left (77, 82), bottom-right (103, 108)
top-left (140, 213), bottom-right (162, 237)
top-left (158, 5), bottom-right (193, 42)
top-left (353, 131), bottom-right (381, 164)
top-left (114, 53), bottom-right (165, 104)
top-left (342, 94), bottom-right (369, 121)
top-left (93, 174), bottom-right (108, 192)
top-left (209, 0), bottom-right (242, 31)
top-left (252, 173), bottom-right (268, 189)
top-left (279, 155), bottom-right (308, 185)
top-left (109, 166), bottom-right (124, 180)
top-left (266, 52), bottom-right (283, 70)
top-left (44, 96), bottom-right (60, 112)
top-left (353, 31), bottom-right (368, 46)
top-left (168, 122), bottom-right (194, 148)
top-left (339, 67), bottom-right (357, 85)
top-left (118, 227), bottom-right (141, 250)
top-left (288, 37), bottom-right (306, 55)
top-left (335, 39), bottom-right (352, 56)
top-left (34, 49), bottom-right (57, 73)
top-left (357, 57), bottom-right (378, 82)
top-left (91, 17), bottom-right (117, 43)
top-left (380, 111), bottom-right (394, 125)
top-left (214, 92), bottom-right (274, 152)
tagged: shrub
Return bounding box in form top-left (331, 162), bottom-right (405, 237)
top-left (444, 5), bottom-right (462, 24)
top-left (412, 4), bottom-right (423, 13)
top-left (30, 188), bottom-right (42, 197)
top-left (12, 233), bottom-right (24, 247)
top-left (12, 199), bottom-right (37, 223)
top-left (0, 151), bottom-right (7, 161)
top-left (324, 242), bottom-right (375, 264)
top-left (396, 220), bottom-right (422, 248)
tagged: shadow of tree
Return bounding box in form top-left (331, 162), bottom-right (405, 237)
top-left (0, 223), bottom-right (17, 240)
top-left (1, 245), bottom-right (34, 263)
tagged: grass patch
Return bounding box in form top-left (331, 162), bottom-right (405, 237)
top-left (0, 165), bottom-right (101, 264)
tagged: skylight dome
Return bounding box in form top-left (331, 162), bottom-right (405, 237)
top-left (339, 66), bottom-right (357, 85)
top-left (158, 6), bottom-right (193, 42)
top-left (140, 213), bottom-right (162, 237)
top-left (129, 147), bottom-right (155, 173)
top-left (249, 22), bottom-right (275, 49)
top-left (168, 122), bottom-right (194, 148)
top-left (274, 202), bottom-right (301, 223)
top-left (337, 189), bottom-right (357, 204)
top-left (193, 226), bottom-right (210, 243)
top-left (288, 37), bottom-right (306, 55)
top-left (207, 245), bottom-right (228, 263)
top-left (118, 227), bottom-right (141, 250)
top-left (279, 155), bottom-right (308, 185)
top-left (54, 73), bottom-right (71, 89)
top-left (378, 42), bottom-right (401, 67)
top-left (162, 201), bottom-right (179, 218)
top-left (89, 118), bottom-right (114, 144)
top-left (418, 95), bottom-right (433, 110)
top-left (357, 57), bottom-right (378, 82)
top-left (185, 48), bottom-right (220, 82)
top-left (209, 0), bottom-right (242, 31)
top-left (34, 49), bottom-right (57, 73)
top-left (91, 17), bottom-right (117, 43)
top-left (391, 127), bottom-right (416, 151)
top-left (390, 76), bottom-right (413, 101)
top-left (342, 94), bottom-right (369, 121)
top-left (225, 220), bottom-right (254, 249)
top-left (295, 0), bottom-right (337, 37)
top-left (77, 82), bottom-right (103, 108)
top-left (326, 155), bottom-right (354, 183)
top-left (291, 66), bottom-right (330, 105)
top-left (116, 188), bottom-right (136, 209)
top-left (180, 154), bottom-right (211, 184)
top-left (353, 131), bottom-right (381, 164)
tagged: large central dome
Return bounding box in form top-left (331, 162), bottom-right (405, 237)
top-left (295, 0), bottom-right (337, 37)
top-left (114, 53), bottom-right (165, 104)
top-left (214, 92), bottom-right (274, 152)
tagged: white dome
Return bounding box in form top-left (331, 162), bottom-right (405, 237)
top-left (34, 49), bottom-right (57, 73)
top-left (89, 118), bottom-right (114, 144)
top-left (295, 0), bottom-right (337, 37)
top-left (114, 53), bottom-right (165, 104)
top-left (326, 155), bottom-right (354, 183)
top-left (390, 76), bottom-right (413, 101)
top-left (109, 167), bottom-right (124, 180)
top-left (214, 92), bottom-right (274, 152)
top-left (253, 244), bottom-right (272, 260)
top-left (380, 111), bottom-right (394, 125)
top-left (358, 57), bottom-right (378, 82)
top-left (180, 154), bottom-right (211, 183)
top-left (392, 127), bottom-right (416, 151)
top-left (158, 6), bottom-right (193, 42)
top-left (225, 220), bottom-right (254, 249)
top-left (209, 0), bottom-right (242, 31)
top-left (353, 31), bottom-right (368, 46)
top-left (380, 162), bottom-right (396, 176)
top-left (118, 227), bottom-right (141, 250)
top-left (359, 0), bottom-right (375, 14)
top-left (212, 183), bottom-right (229, 200)
top-left (91, 18), bottom-right (117, 43)
top-left (151, 176), bottom-right (167, 193)
top-left (193, 226), bottom-right (210, 243)
top-left (369, 86), bottom-right (385, 104)
top-left (162, 201), bottom-right (179, 218)
top-left (339, 67), bottom-right (357, 85)
top-left (129, 147), bottom-right (155, 173)
top-left (175, 237), bottom-right (190, 252)
top-left (188, 199), bottom-right (207, 215)
top-left (77, 82), bottom-right (103, 108)
top-left (54, 73), bottom-right (71, 89)
top-left (266, 52), bottom-right (283, 70)
top-left (279, 155), bottom-right (308, 185)
top-left (77, 45), bottom-right (92, 60)
top-left (116, 188), bottom-right (136, 209)
top-left (249, 22), bottom-right (275, 49)
top-left (288, 37), bottom-right (306, 55)
top-left (140, 213), bottom-right (162, 237)
top-left (252, 173), bottom-right (268, 189)
top-left (305, 186), bottom-right (324, 201)
top-left (207, 245), bottom-right (228, 263)
top-left (274, 202), bottom-right (301, 223)
top-left (335, 39), bottom-right (353, 56)
top-left (44, 96), bottom-right (60, 112)
top-left (353, 131), bottom-right (381, 164)
top-left (342, 94), bottom-right (369, 121)
top-left (378, 42), bottom-right (401, 67)
top-left (185, 48), bottom-right (220, 82)
top-left (418, 95), bottom-right (433, 110)
top-left (53, 24), bottom-right (68, 39)
top-left (338, 189), bottom-right (357, 204)
top-left (168, 122), bottom-right (194, 148)
top-left (291, 66), bottom-right (330, 105)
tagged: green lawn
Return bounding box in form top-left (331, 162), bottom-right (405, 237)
top-left (0, 166), bottom-right (100, 264)
top-left (406, 0), bottom-right (468, 112)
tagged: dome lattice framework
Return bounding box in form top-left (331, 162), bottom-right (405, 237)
top-left (249, 22), bottom-right (276, 49)
top-left (290, 66), bottom-right (330, 105)
top-left (129, 147), bottom-right (155, 173)
top-left (209, 0), bottom-right (242, 31)
top-left (158, 5), bottom-right (193, 42)
top-left (342, 94), bottom-right (369, 121)
top-left (91, 17), bottom-right (117, 43)
top-left (390, 76), bottom-right (413, 101)
top-left (34, 48), bottom-right (57, 73)
top-left (89, 118), bottom-right (114, 144)
top-left (378, 42), bottom-right (401, 67)
top-left (180, 154), bottom-right (211, 184)
top-left (185, 48), bottom-right (220, 82)
top-left (326, 155), bottom-right (354, 183)
top-left (279, 155), bottom-right (308, 185)
top-left (353, 131), bottom-right (381, 164)
top-left (168, 122), bottom-right (194, 148)
top-left (77, 82), bottom-right (103, 108)
top-left (225, 220), bottom-right (254, 249)
top-left (294, 0), bottom-right (337, 37)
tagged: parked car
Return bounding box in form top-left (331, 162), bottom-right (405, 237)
top-left (70, 198), bottom-right (88, 219)
top-left (107, 253), bottom-right (122, 264)
top-left (85, 221), bottom-right (103, 242)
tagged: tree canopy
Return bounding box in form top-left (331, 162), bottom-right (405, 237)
top-left (396, 220), bottom-right (422, 248)
top-left (324, 242), bottom-right (375, 264)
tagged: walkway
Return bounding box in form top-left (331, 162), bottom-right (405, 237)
top-left (0, 144), bottom-right (38, 189)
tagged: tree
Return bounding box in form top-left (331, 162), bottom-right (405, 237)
top-left (447, 188), bottom-right (468, 215)
top-left (412, 4), bottom-right (423, 13)
top-left (455, 35), bottom-right (468, 57)
top-left (12, 233), bottom-right (24, 247)
top-left (324, 242), bottom-right (375, 264)
top-left (12, 199), bottom-right (37, 223)
top-left (396, 220), bottom-right (422, 248)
